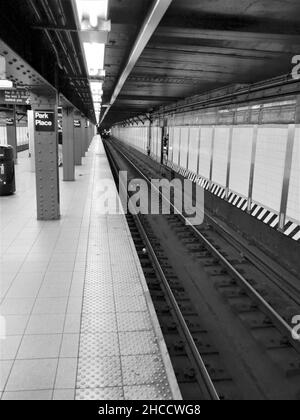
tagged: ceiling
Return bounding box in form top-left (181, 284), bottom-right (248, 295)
top-left (0, 0), bottom-right (95, 121)
top-left (101, 0), bottom-right (300, 126)
top-left (1, 0), bottom-right (300, 127)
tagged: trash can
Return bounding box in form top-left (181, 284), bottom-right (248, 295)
top-left (0, 145), bottom-right (16, 195)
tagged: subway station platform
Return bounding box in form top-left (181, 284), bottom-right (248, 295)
top-left (0, 137), bottom-right (181, 401)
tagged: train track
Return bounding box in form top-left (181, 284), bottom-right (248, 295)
top-left (104, 138), bottom-right (300, 400)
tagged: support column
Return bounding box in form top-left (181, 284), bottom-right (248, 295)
top-left (85, 119), bottom-right (89, 153)
top-left (6, 106), bottom-right (18, 163)
top-left (247, 126), bottom-right (258, 213)
top-left (74, 115), bottom-right (82, 165)
top-left (225, 113), bottom-right (236, 201)
top-left (278, 124), bottom-right (295, 231)
top-left (88, 123), bottom-right (92, 147)
top-left (27, 110), bottom-right (35, 172)
top-left (30, 93), bottom-right (60, 220)
top-left (208, 127), bottom-right (216, 190)
top-left (81, 116), bottom-right (86, 158)
top-left (62, 107), bottom-right (75, 181)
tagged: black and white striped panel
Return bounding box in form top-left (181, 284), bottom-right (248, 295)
top-left (283, 220), bottom-right (300, 241)
top-left (250, 203), bottom-right (280, 229)
top-left (178, 167), bottom-right (189, 177)
top-left (165, 162), bottom-right (300, 243)
top-left (195, 176), bottom-right (210, 190)
top-left (187, 171), bottom-right (197, 182)
top-left (211, 184), bottom-right (226, 199)
top-left (227, 192), bottom-right (248, 211)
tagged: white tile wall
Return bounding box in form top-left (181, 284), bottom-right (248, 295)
top-left (0, 126), bottom-right (7, 146)
top-left (198, 126), bottom-right (213, 179)
top-left (212, 126), bottom-right (230, 186)
top-left (179, 127), bottom-right (189, 169)
top-left (188, 127), bottom-right (200, 173)
top-left (114, 123), bottom-right (299, 228)
top-left (229, 126), bottom-right (253, 197)
top-left (252, 127), bottom-right (288, 212)
top-left (0, 126), bottom-right (28, 147)
top-left (287, 128), bottom-right (300, 223)
top-left (17, 127), bottom-right (29, 146)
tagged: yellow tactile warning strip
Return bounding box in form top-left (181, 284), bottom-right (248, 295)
top-left (75, 139), bottom-right (181, 400)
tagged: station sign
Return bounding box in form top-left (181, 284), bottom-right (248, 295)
top-left (74, 119), bottom-right (81, 128)
top-left (0, 89), bottom-right (30, 105)
top-left (34, 110), bottom-right (55, 132)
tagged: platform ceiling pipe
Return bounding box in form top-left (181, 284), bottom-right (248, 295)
top-left (100, 0), bottom-right (173, 124)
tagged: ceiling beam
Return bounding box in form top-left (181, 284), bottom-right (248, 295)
top-left (155, 26), bottom-right (300, 43)
top-left (101, 0), bottom-right (173, 125)
top-left (31, 25), bottom-right (78, 32)
top-left (117, 94), bottom-right (180, 102)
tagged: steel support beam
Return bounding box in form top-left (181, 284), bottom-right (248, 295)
top-left (30, 92), bottom-right (60, 221)
top-left (62, 107), bottom-right (75, 181)
top-left (247, 126), bottom-right (259, 213)
top-left (74, 114), bottom-right (82, 165)
top-left (27, 110), bottom-right (35, 173)
top-left (278, 124), bottom-right (295, 231)
top-left (81, 116), bottom-right (86, 158)
top-left (101, 0), bottom-right (173, 124)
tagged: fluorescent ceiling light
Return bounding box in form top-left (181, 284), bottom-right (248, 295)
top-left (75, 0), bottom-right (108, 29)
top-left (84, 43), bottom-right (105, 77)
top-left (90, 81), bottom-right (103, 95)
top-left (93, 94), bottom-right (102, 103)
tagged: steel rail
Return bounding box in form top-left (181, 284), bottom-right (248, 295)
top-left (110, 140), bottom-right (300, 355)
top-left (200, 212), bottom-right (300, 307)
top-left (105, 141), bottom-right (220, 401)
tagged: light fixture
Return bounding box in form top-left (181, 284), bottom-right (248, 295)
top-left (95, 110), bottom-right (101, 122)
top-left (90, 80), bottom-right (103, 95)
top-left (74, 0), bottom-right (110, 123)
top-left (75, 0), bottom-right (108, 29)
top-left (93, 94), bottom-right (102, 103)
top-left (83, 43), bottom-right (105, 77)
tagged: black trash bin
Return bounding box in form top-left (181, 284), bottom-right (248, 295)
top-left (0, 145), bottom-right (16, 196)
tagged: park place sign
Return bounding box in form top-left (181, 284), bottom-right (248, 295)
top-left (34, 111), bottom-right (55, 132)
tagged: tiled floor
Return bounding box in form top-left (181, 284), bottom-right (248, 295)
top-left (0, 138), bottom-right (181, 400)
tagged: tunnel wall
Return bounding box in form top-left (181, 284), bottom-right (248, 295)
top-left (112, 95), bottom-right (300, 243)
top-left (0, 111), bottom-right (29, 149)
top-left (0, 125), bottom-right (29, 148)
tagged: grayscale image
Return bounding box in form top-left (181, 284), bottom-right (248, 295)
top-left (0, 0), bottom-right (299, 404)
